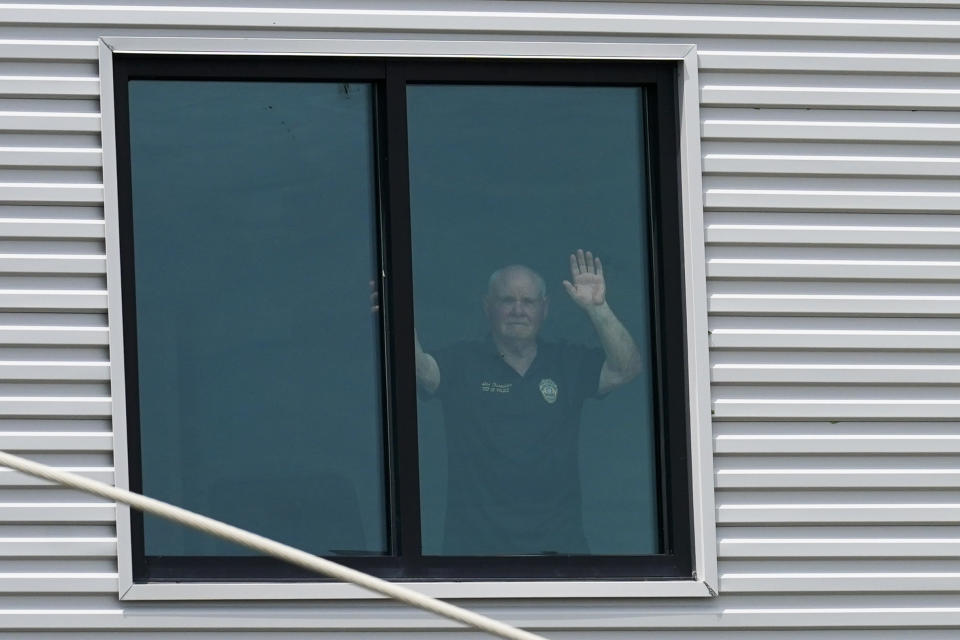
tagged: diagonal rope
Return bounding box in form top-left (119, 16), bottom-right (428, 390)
top-left (0, 450), bottom-right (549, 640)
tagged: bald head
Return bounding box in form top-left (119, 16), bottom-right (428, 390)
top-left (487, 265), bottom-right (546, 300)
top-left (484, 265), bottom-right (549, 345)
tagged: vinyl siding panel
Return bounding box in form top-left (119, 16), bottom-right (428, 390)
top-left (0, 0), bottom-right (957, 636)
top-left (0, 20), bottom-right (112, 620)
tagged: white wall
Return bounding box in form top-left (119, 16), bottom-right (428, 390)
top-left (0, 0), bottom-right (959, 635)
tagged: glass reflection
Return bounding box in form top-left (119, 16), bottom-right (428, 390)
top-left (409, 84), bottom-right (660, 556)
top-left (129, 81), bottom-right (386, 556)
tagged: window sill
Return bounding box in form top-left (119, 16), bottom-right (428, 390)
top-left (121, 579), bottom-right (715, 601)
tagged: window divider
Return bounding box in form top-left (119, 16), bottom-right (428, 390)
top-left (380, 61), bottom-right (425, 562)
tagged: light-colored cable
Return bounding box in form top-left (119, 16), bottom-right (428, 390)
top-left (0, 450), bottom-right (548, 640)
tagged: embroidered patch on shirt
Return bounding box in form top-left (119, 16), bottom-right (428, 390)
top-left (481, 381), bottom-right (512, 393)
top-left (539, 378), bottom-right (558, 404)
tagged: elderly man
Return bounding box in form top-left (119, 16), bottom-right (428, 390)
top-left (416, 249), bottom-right (642, 555)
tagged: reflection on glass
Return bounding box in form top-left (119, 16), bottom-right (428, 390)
top-left (409, 85), bottom-right (659, 556)
top-left (129, 81), bottom-right (386, 556)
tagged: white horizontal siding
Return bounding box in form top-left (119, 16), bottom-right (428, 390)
top-left (0, 503), bottom-right (113, 522)
top-left (715, 423), bottom-right (960, 454)
top-left (0, 468), bottom-right (113, 486)
top-left (0, 148), bottom-right (101, 168)
top-left (706, 219), bottom-right (960, 248)
top-left (0, 184), bottom-right (102, 205)
top-left (0, 219), bottom-right (103, 239)
top-left (710, 316), bottom-right (960, 351)
top-left (0, 573), bottom-right (116, 593)
top-left (703, 117), bottom-right (960, 143)
top-left (0, 0), bottom-right (953, 637)
top-left (0, 26), bottom-right (114, 635)
top-left (6, 4), bottom-right (960, 42)
top-left (699, 50), bottom-right (960, 73)
top-left (0, 537), bottom-right (114, 556)
top-left (0, 41), bottom-right (97, 61)
top-left (0, 76), bottom-right (98, 98)
top-left (0, 431), bottom-right (109, 449)
top-left (704, 154), bottom-right (960, 178)
top-left (719, 528), bottom-right (960, 558)
top-left (6, 597), bottom-right (960, 632)
top-left (682, 0), bottom-right (960, 627)
top-left (713, 399), bottom-right (960, 420)
top-left (700, 19), bottom-right (960, 612)
top-left (713, 363), bottom-right (960, 384)
top-left (700, 84), bottom-right (960, 109)
top-left (0, 112), bottom-right (100, 133)
top-left (704, 189), bottom-right (960, 212)
top-left (718, 502), bottom-right (960, 524)
top-left (718, 572), bottom-right (960, 593)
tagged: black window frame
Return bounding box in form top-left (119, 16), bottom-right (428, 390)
top-left (113, 54), bottom-right (692, 583)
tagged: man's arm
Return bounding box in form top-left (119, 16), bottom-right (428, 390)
top-left (563, 249), bottom-right (642, 395)
top-left (373, 280), bottom-right (441, 392)
top-left (415, 330), bottom-right (441, 393)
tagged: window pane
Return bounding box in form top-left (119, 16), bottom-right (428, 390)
top-left (409, 84), bottom-right (659, 556)
top-left (128, 81), bottom-right (386, 556)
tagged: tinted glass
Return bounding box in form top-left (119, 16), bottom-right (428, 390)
top-left (128, 81), bottom-right (386, 556)
top-left (408, 84), bottom-right (659, 556)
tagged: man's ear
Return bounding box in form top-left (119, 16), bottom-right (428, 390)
top-left (543, 296), bottom-right (549, 318)
top-left (482, 295), bottom-right (491, 318)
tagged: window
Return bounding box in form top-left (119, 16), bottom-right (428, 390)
top-left (104, 40), bottom-right (714, 598)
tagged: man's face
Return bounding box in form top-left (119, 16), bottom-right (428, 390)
top-left (485, 270), bottom-right (548, 344)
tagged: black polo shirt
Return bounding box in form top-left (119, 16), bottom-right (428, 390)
top-left (428, 339), bottom-right (605, 555)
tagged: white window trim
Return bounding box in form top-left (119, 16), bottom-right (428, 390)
top-left (101, 35), bottom-right (716, 601)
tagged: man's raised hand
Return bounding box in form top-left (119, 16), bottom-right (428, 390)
top-left (563, 249), bottom-right (606, 309)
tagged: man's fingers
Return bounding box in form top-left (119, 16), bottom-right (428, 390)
top-left (576, 248), bottom-right (586, 273)
top-left (369, 280), bottom-right (379, 313)
top-left (562, 280), bottom-right (577, 297)
top-left (595, 256), bottom-right (603, 279)
top-left (585, 250), bottom-right (595, 273)
top-left (569, 253), bottom-right (580, 276)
